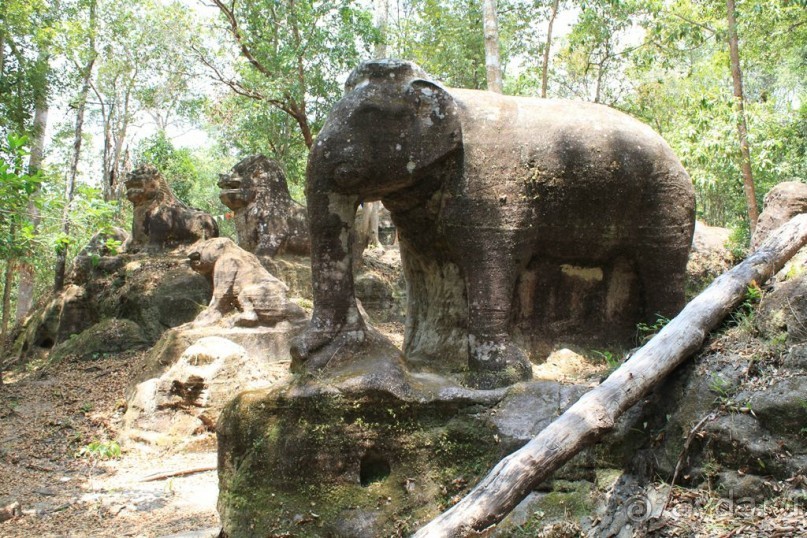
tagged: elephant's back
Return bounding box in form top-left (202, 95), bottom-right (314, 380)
top-left (445, 89), bottom-right (694, 254)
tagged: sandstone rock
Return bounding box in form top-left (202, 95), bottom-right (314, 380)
top-left (716, 470), bottom-right (773, 501)
top-left (49, 319), bottom-right (149, 362)
top-left (68, 227), bottom-right (130, 286)
top-left (12, 253), bottom-right (211, 360)
top-left (756, 273), bottom-right (807, 343)
top-left (117, 261), bottom-right (212, 342)
top-left (12, 284), bottom-right (95, 357)
top-left (138, 323), bottom-right (304, 383)
top-left (743, 376), bottom-right (807, 436)
top-left (259, 255), bottom-right (313, 300)
top-left (687, 221), bottom-right (734, 295)
top-left (752, 181), bottom-right (807, 250)
top-left (125, 164), bottom-right (218, 251)
top-left (705, 413), bottom-right (789, 477)
top-left (122, 335), bottom-right (293, 450)
top-left (218, 155), bottom-right (309, 257)
top-left (216, 329), bottom-right (650, 537)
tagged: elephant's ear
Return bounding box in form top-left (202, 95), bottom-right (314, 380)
top-left (408, 79), bottom-right (462, 169)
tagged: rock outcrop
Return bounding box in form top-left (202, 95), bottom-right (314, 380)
top-left (123, 336), bottom-right (293, 450)
top-left (752, 181), bottom-right (807, 250)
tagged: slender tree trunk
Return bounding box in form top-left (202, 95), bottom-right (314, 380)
top-left (1, 246), bottom-right (15, 341)
top-left (54, 0), bottom-right (97, 292)
top-left (15, 73), bottom-right (49, 322)
top-left (374, 0), bottom-right (389, 59)
top-left (102, 122), bottom-right (114, 200)
top-left (727, 0), bottom-right (759, 237)
top-left (541, 0), bottom-right (559, 98)
top-left (482, 0), bottom-right (503, 93)
top-left (110, 83), bottom-right (133, 199)
top-left (414, 214), bottom-right (807, 537)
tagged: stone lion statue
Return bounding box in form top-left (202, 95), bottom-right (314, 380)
top-left (188, 238), bottom-right (306, 327)
top-left (125, 164), bottom-right (219, 250)
top-left (218, 155), bottom-right (310, 257)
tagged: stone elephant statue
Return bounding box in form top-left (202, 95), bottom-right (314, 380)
top-left (291, 59), bottom-right (695, 387)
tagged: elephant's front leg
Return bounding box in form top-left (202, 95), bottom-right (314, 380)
top-left (457, 230), bottom-right (533, 387)
top-left (290, 192), bottom-right (365, 370)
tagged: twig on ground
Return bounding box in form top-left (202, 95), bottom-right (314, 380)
top-left (662, 411), bottom-right (717, 514)
top-left (139, 465), bottom-right (217, 482)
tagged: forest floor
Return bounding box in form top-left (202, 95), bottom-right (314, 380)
top-left (0, 350), bottom-right (220, 538)
top-left (0, 320), bottom-right (408, 538)
top-left (2, 319), bottom-right (805, 537)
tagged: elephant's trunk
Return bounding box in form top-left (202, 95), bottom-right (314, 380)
top-left (290, 187), bottom-right (364, 366)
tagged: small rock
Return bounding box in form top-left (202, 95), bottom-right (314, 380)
top-left (716, 470), bottom-right (771, 501)
top-left (0, 501), bottom-right (21, 522)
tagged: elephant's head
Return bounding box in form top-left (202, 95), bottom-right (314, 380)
top-left (307, 59), bottom-right (462, 200)
top-left (292, 60), bottom-right (462, 368)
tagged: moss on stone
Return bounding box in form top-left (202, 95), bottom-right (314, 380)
top-left (217, 388), bottom-right (502, 537)
top-left (49, 318), bottom-right (149, 363)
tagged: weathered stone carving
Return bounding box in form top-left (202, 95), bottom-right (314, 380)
top-left (218, 155), bottom-right (310, 257)
top-left (125, 164), bottom-right (218, 250)
top-left (188, 238), bottom-right (305, 327)
top-left (292, 59), bottom-right (695, 386)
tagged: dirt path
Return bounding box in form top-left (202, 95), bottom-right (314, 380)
top-left (0, 352), bottom-right (219, 538)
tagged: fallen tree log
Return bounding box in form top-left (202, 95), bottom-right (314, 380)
top-left (414, 213), bottom-right (807, 538)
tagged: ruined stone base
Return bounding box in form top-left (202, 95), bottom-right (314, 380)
top-left (216, 338), bottom-right (613, 537)
top-left (121, 321), bottom-right (305, 451)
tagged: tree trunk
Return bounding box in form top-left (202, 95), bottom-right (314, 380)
top-left (541, 0), bottom-right (560, 98)
top-left (374, 0), bottom-right (389, 59)
top-left (110, 80), bottom-right (134, 199)
top-left (1, 259), bottom-right (15, 341)
top-left (727, 0), bottom-right (759, 237)
top-left (414, 213), bottom-right (807, 537)
top-left (54, 0), bottom-right (96, 292)
top-left (1, 232), bottom-right (16, 339)
top-left (482, 0), bottom-right (503, 93)
top-left (15, 75), bottom-right (49, 322)
top-left (0, 1), bottom-right (6, 79)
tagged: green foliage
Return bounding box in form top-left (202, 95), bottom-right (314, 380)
top-left (592, 349), bottom-right (621, 371)
top-left (202, 0), bottom-right (375, 191)
top-left (134, 130), bottom-right (235, 224)
top-left (623, 0), bottom-right (807, 228)
top-left (636, 314), bottom-right (670, 345)
top-left (391, 0), bottom-right (486, 89)
top-left (726, 223), bottom-right (750, 260)
top-left (708, 373), bottom-right (734, 400)
top-left (76, 439), bottom-right (121, 460)
top-left (0, 133), bottom-right (43, 259)
top-left (726, 282), bottom-right (763, 331)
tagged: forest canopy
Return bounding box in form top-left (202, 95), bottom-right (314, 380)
top-left (1, 0), bottom-right (805, 335)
